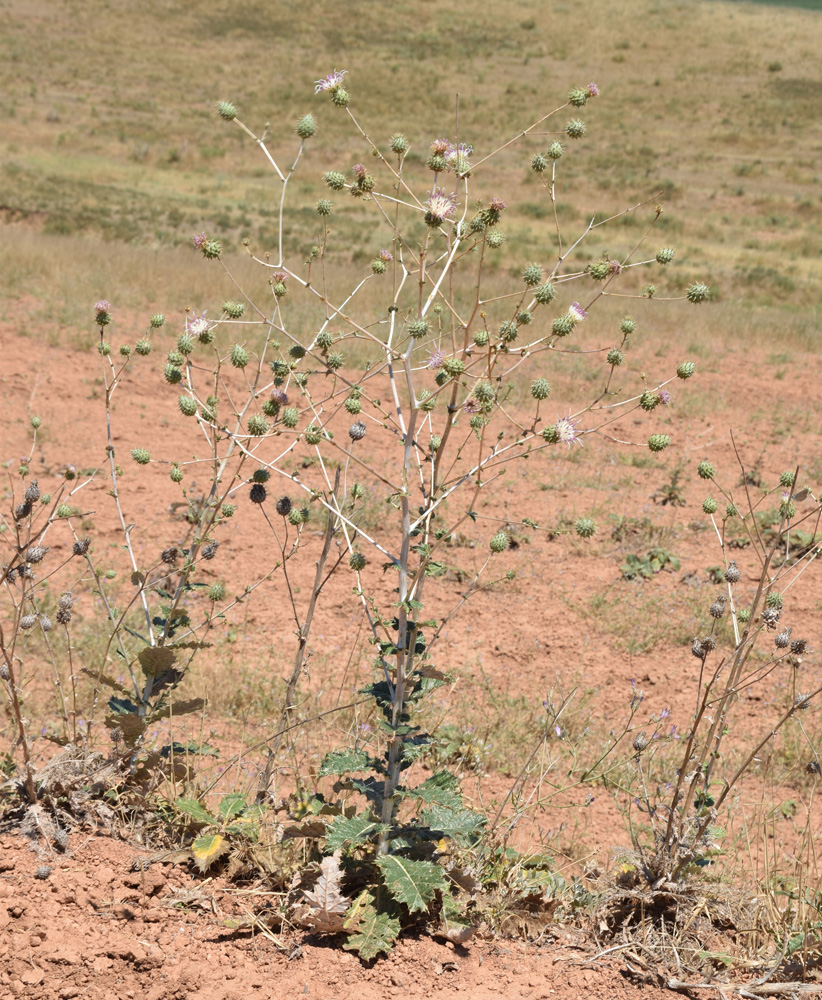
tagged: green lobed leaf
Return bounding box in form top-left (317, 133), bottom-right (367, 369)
top-left (376, 855), bottom-right (447, 914)
top-left (419, 804), bottom-right (487, 842)
top-left (402, 770), bottom-right (462, 810)
top-left (218, 793), bottom-right (247, 820)
top-left (343, 891), bottom-right (400, 960)
top-left (191, 833), bottom-right (228, 871)
top-left (175, 797), bottom-right (217, 826)
top-left (324, 814), bottom-right (385, 851)
top-left (318, 747), bottom-right (381, 777)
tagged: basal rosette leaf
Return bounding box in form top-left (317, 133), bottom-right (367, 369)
top-left (375, 855), bottom-right (447, 914)
top-left (343, 890), bottom-right (400, 960)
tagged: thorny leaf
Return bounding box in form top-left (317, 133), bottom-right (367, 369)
top-left (376, 855), bottom-right (447, 914)
top-left (291, 852), bottom-right (351, 934)
top-left (343, 890), bottom-right (400, 959)
top-left (192, 833), bottom-right (229, 871)
top-left (324, 814), bottom-right (385, 852)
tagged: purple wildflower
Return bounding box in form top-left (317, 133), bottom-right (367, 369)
top-left (587, 82), bottom-right (600, 97)
top-left (272, 270), bottom-right (289, 285)
top-left (270, 388), bottom-right (288, 406)
top-left (463, 397), bottom-right (482, 415)
top-left (660, 707), bottom-right (671, 719)
top-left (568, 302), bottom-right (588, 322)
top-left (94, 300), bottom-right (110, 314)
top-left (314, 69), bottom-right (347, 94)
top-left (555, 414), bottom-right (580, 446)
top-left (430, 137), bottom-right (449, 155)
top-left (352, 163), bottom-right (367, 179)
top-left (379, 248), bottom-right (393, 262)
top-left (658, 389), bottom-right (671, 405)
top-left (192, 232), bottom-right (207, 249)
top-left (609, 260), bottom-right (623, 275)
top-left (427, 349), bottom-right (445, 370)
top-left (446, 142), bottom-right (473, 173)
top-left (186, 311), bottom-right (210, 338)
top-left (425, 187), bottom-right (457, 225)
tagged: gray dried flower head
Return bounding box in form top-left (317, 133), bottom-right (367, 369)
top-left (632, 731), bottom-right (649, 752)
top-left (26, 546), bottom-right (48, 564)
top-left (275, 496), bottom-right (292, 516)
top-left (701, 635), bottom-right (717, 652)
top-left (58, 592), bottom-right (73, 611)
top-left (250, 484), bottom-right (267, 504)
top-left (20, 614), bottom-right (38, 630)
top-left (24, 481), bottom-right (40, 503)
top-left (724, 561), bottom-right (740, 584)
top-left (40, 615), bottom-right (53, 632)
top-left (691, 637), bottom-right (705, 659)
top-left (34, 865), bottom-right (52, 881)
top-left (790, 638), bottom-right (809, 655)
top-left (15, 501), bottom-right (32, 521)
top-left (56, 607), bottom-right (72, 625)
top-left (761, 607), bottom-right (780, 629)
top-left (794, 693), bottom-right (812, 712)
top-left (161, 547), bottom-right (179, 565)
top-left (19, 565), bottom-right (34, 580)
top-left (806, 761), bottom-right (821, 776)
top-left (775, 628), bottom-right (792, 649)
top-left (201, 541), bottom-right (219, 561)
top-left (72, 538), bottom-right (90, 557)
top-left (709, 595), bottom-right (727, 619)
top-left (0, 664), bottom-right (9, 681)
top-left (349, 421), bottom-right (367, 441)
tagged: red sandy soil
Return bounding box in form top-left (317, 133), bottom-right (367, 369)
top-left (2, 299), bottom-right (821, 997)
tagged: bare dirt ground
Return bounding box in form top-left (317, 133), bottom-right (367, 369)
top-left (2, 299), bottom-right (821, 998)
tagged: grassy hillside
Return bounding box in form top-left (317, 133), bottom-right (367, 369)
top-left (1, 0), bottom-right (820, 339)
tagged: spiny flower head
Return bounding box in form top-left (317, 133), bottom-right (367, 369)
top-left (425, 187), bottom-right (457, 226)
top-left (379, 248), bottom-right (393, 262)
top-left (446, 141), bottom-right (473, 174)
top-left (314, 69), bottom-right (347, 94)
top-left (587, 82), bottom-right (600, 97)
top-left (568, 302), bottom-right (588, 322)
top-left (555, 415), bottom-right (580, 446)
top-left (192, 232), bottom-right (207, 249)
top-left (430, 137), bottom-right (449, 155)
top-left (427, 349), bottom-right (444, 370)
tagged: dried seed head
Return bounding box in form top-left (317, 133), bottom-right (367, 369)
top-left (40, 615), bottom-right (53, 632)
top-left (349, 552), bottom-right (367, 571)
top-left (56, 607), bottom-right (72, 625)
top-left (724, 561), bottom-right (740, 584)
top-left (775, 628), bottom-right (792, 649)
top-left (249, 484), bottom-right (267, 505)
top-left (275, 496), bottom-right (292, 517)
top-left (201, 541), bottom-right (219, 561)
top-left (20, 614), bottom-right (38, 630)
top-left (790, 638), bottom-right (809, 655)
top-left (761, 607), bottom-right (781, 629)
top-left (0, 664), bottom-right (9, 681)
top-left (489, 531), bottom-right (509, 554)
top-left (349, 421), bottom-right (367, 441)
top-left (161, 547), bottom-right (179, 565)
top-left (26, 546), bottom-right (48, 564)
top-left (73, 538), bottom-right (91, 556)
top-left (691, 637), bottom-right (706, 659)
top-left (701, 635), bottom-right (717, 652)
top-left (24, 481), bottom-right (41, 503)
top-left (34, 865), bottom-right (52, 880)
top-left (14, 501), bottom-right (32, 521)
top-left (794, 693), bottom-right (812, 712)
top-left (709, 596), bottom-right (727, 619)
top-left (632, 732), bottom-right (649, 752)
top-left (58, 592), bottom-right (73, 611)
top-left (806, 761), bottom-right (821, 776)
top-left (53, 828), bottom-right (68, 850)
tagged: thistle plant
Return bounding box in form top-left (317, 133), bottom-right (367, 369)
top-left (2, 75), bottom-right (712, 950)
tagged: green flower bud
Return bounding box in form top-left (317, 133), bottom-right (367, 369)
top-left (326, 351), bottom-right (344, 370)
top-left (469, 414), bottom-right (484, 430)
top-left (530, 378), bottom-right (551, 401)
top-left (119, 344), bottom-right (131, 358)
top-left (517, 310), bottom-right (532, 326)
top-left (725, 503), bottom-right (738, 518)
top-left (552, 314), bottom-right (575, 337)
top-left (442, 357), bottom-right (465, 377)
top-left (686, 283), bottom-right (710, 304)
top-left (531, 152), bottom-right (548, 173)
top-left (163, 364), bottom-right (183, 385)
top-left (489, 530), bottom-right (509, 553)
top-left (251, 468), bottom-right (270, 484)
top-left (349, 552), bottom-right (367, 571)
top-left (230, 344), bottom-right (249, 368)
top-left (167, 351), bottom-right (184, 366)
top-left (282, 407), bottom-right (299, 428)
top-left (223, 301), bottom-right (245, 319)
top-left (542, 424), bottom-right (560, 444)
top-left (273, 281), bottom-right (287, 298)
top-left (486, 231), bottom-right (505, 248)
top-left (304, 425), bottom-right (322, 445)
top-left (179, 395), bottom-right (198, 417)
top-left (676, 362), bottom-right (696, 380)
top-left (390, 133), bottom-right (408, 154)
top-left (648, 434), bottom-right (670, 453)
top-left (780, 497), bottom-right (796, 519)
top-left (702, 497), bottom-right (718, 514)
top-left (288, 507), bottom-right (304, 526)
top-left (430, 435), bottom-right (442, 451)
top-left (177, 334), bottom-right (194, 356)
top-left (262, 399), bottom-right (279, 416)
top-left (200, 238), bottom-right (222, 259)
top-left (736, 608), bottom-right (751, 623)
top-left (30, 416), bottom-right (41, 429)
top-left (295, 113), bottom-right (316, 139)
top-left (409, 319), bottom-right (430, 339)
top-left (766, 591), bottom-right (783, 609)
top-left (208, 583), bottom-right (225, 601)
top-left (565, 119), bottom-right (586, 139)
top-left (620, 316), bottom-right (635, 335)
top-left (427, 153), bottom-right (447, 172)
top-left (316, 330), bottom-right (334, 350)
top-left (316, 198), bottom-right (333, 216)
top-left (697, 461), bottom-right (715, 480)
top-left (779, 470), bottom-right (795, 488)
top-left (606, 349), bottom-right (624, 366)
top-left (655, 247), bottom-right (675, 264)
top-left (587, 260), bottom-right (611, 281)
top-left (324, 170), bottom-right (346, 190)
top-left (170, 465), bottom-right (184, 483)
top-left (533, 282), bottom-right (556, 305)
top-left (499, 320), bottom-right (518, 343)
top-left (640, 391), bottom-right (659, 411)
top-left (547, 141), bottom-right (564, 159)
top-left (216, 101), bottom-right (237, 121)
top-left (344, 397), bottom-right (362, 415)
top-left (522, 263), bottom-right (542, 287)
top-left (289, 344), bottom-right (305, 359)
top-left (331, 88), bottom-right (350, 107)
top-left (149, 314), bottom-right (165, 329)
top-left (371, 258), bottom-right (386, 275)
top-left (131, 448), bottom-right (150, 465)
top-left (247, 414), bottom-right (269, 436)
top-left (474, 381), bottom-right (496, 404)
top-left (574, 517), bottom-right (596, 538)
top-left (98, 341), bottom-right (112, 356)
top-left (473, 329), bottom-right (489, 347)
top-left (220, 504), bottom-right (235, 518)
top-left (568, 88), bottom-right (589, 107)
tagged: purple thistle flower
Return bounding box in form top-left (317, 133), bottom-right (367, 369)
top-left (186, 311), bottom-right (211, 338)
top-left (568, 302), bottom-right (588, 322)
top-left (272, 270), bottom-right (289, 285)
top-left (379, 248), bottom-right (393, 262)
top-left (554, 414), bottom-right (580, 447)
top-left (658, 389), bottom-right (672, 405)
top-left (94, 300), bottom-right (110, 314)
top-left (425, 187), bottom-right (457, 224)
top-left (270, 388), bottom-right (288, 406)
top-left (192, 232), bottom-right (207, 249)
top-left (430, 137), bottom-right (449, 155)
top-left (314, 69), bottom-right (347, 94)
top-left (426, 349), bottom-right (444, 370)
top-left (489, 196), bottom-right (506, 213)
top-left (446, 142), bottom-right (473, 173)
top-left (587, 82), bottom-right (600, 97)
top-left (352, 163), bottom-right (367, 179)
top-left (609, 260), bottom-right (623, 275)
top-left (463, 397), bottom-right (482, 415)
